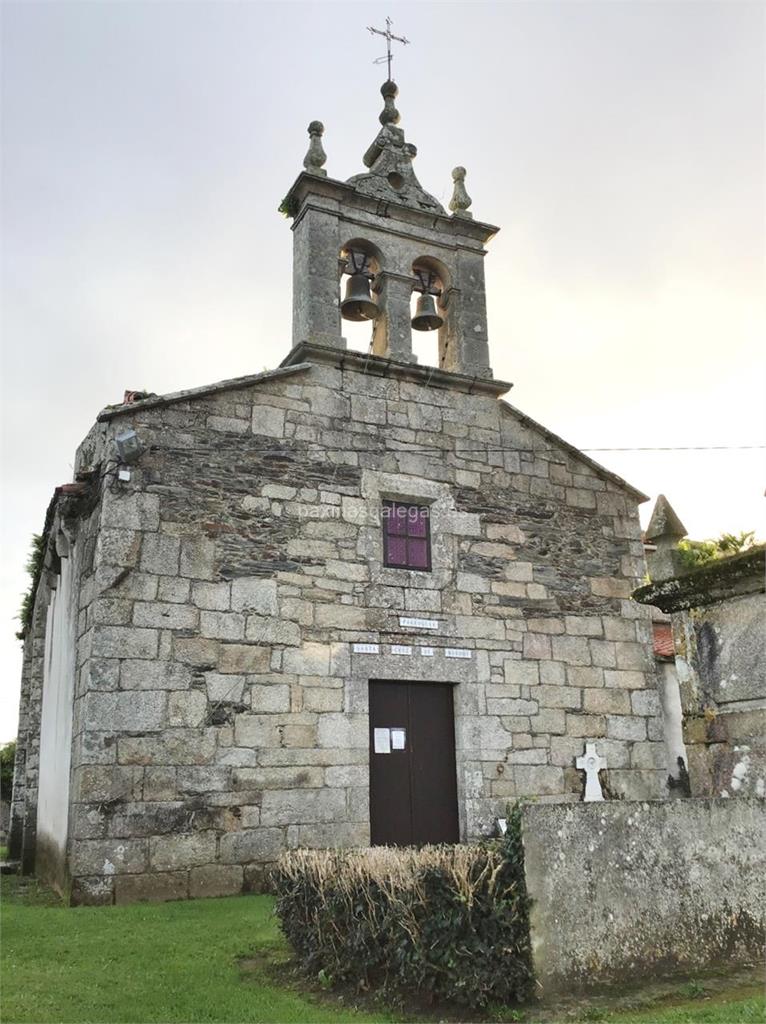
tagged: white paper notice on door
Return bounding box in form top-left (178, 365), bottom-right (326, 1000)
top-left (390, 728), bottom-right (406, 750)
top-left (373, 728), bottom-right (391, 754)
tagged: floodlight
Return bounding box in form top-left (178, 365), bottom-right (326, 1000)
top-left (114, 430), bottom-right (142, 464)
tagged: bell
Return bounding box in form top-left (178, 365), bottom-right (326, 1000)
top-left (411, 292), bottom-right (444, 332)
top-left (341, 273), bottom-right (380, 322)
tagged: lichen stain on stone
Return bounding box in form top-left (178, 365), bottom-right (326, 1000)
top-left (696, 620), bottom-right (720, 688)
top-left (551, 903), bottom-right (763, 994)
top-left (730, 753), bottom-right (750, 792)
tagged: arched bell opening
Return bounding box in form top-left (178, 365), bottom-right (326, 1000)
top-left (339, 240), bottom-right (382, 351)
top-left (410, 257), bottom-right (450, 369)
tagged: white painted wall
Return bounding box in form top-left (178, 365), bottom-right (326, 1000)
top-left (657, 660), bottom-right (687, 782)
top-left (36, 539), bottom-right (77, 884)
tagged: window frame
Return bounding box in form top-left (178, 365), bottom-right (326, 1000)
top-left (381, 499), bottom-right (433, 572)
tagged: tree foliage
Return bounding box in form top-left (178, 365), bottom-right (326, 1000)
top-left (676, 531), bottom-right (757, 571)
top-left (0, 740), bottom-right (16, 801)
top-left (16, 533), bottom-right (45, 640)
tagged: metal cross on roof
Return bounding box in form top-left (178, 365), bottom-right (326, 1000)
top-left (368, 16), bottom-right (409, 82)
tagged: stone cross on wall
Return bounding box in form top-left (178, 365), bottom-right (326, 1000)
top-left (577, 742), bottom-right (607, 802)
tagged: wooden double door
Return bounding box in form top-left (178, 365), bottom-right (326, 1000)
top-left (369, 680), bottom-right (460, 847)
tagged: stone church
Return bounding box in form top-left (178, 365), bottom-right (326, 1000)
top-left (11, 76), bottom-right (668, 905)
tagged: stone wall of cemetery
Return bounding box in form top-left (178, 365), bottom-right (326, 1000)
top-left (522, 798), bottom-right (766, 995)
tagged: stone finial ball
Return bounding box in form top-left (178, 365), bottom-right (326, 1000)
top-left (307, 121), bottom-right (324, 136)
top-left (380, 80), bottom-right (399, 98)
top-left (452, 166), bottom-right (467, 181)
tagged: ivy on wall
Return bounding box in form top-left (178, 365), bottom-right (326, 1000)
top-left (16, 534), bottom-right (44, 640)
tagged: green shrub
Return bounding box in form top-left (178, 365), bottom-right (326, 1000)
top-left (676, 530), bottom-right (757, 571)
top-left (16, 533), bottom-right (45, 640)
top-left (274, 806), bottom-right (534, 1010)
top-left (0, 741), bottom-right (15, 801)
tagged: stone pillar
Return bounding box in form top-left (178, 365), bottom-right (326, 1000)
top-left (291, 202), bottom-right (343, 349)
top-left (440, 249), bottom-right (491, 378)
top-left (644, 495), bottom-right (688, 582)
top-left (372, 271), bottom-right (415, 362)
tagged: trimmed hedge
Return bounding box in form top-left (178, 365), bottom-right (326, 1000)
top-left (274, 806), bottom-right (533, 1009)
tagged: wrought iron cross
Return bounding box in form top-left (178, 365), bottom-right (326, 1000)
top-left (368, 17), bottom-right (409, 81)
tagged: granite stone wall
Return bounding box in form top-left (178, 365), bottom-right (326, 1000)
top-left (522, 798), bottom-right (766, 996)
top-left (16, 354), bottom-right (668, 903)
top-left (8, 604), bottom-right (43, 869)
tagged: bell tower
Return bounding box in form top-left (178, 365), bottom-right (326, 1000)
top-left (281, 67), bottom-right (499, 378)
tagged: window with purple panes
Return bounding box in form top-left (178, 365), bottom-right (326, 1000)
top-left (382, 501), bottom-right (431, 571)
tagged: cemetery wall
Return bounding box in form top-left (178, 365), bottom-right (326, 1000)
top-left (522, 798), bottom-right (766, 996)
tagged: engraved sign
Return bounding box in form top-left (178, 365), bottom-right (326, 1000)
top-left (391, 645), bottom-right (412, 656)
top-left (420, 647), bottom-right (434, 657)
top-left (374, 728), bottom-right (391, 754)
top-left (353, 643), bottom-right (380, 654)
top-left (445, 648), bottom-right (472, 659)
top-left (399, 616), bottom-right (439, 630)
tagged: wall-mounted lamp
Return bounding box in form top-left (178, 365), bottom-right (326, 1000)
top-left (114, 429), bottom-right (142, 464)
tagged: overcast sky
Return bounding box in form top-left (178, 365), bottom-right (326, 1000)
top-left (1, 0), bottom-right (764, 741)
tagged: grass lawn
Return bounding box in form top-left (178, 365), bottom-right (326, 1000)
top-left (1, 876), bottom-right (389, 1024)
top-left (1, 875), bottom-right (762, 1024)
